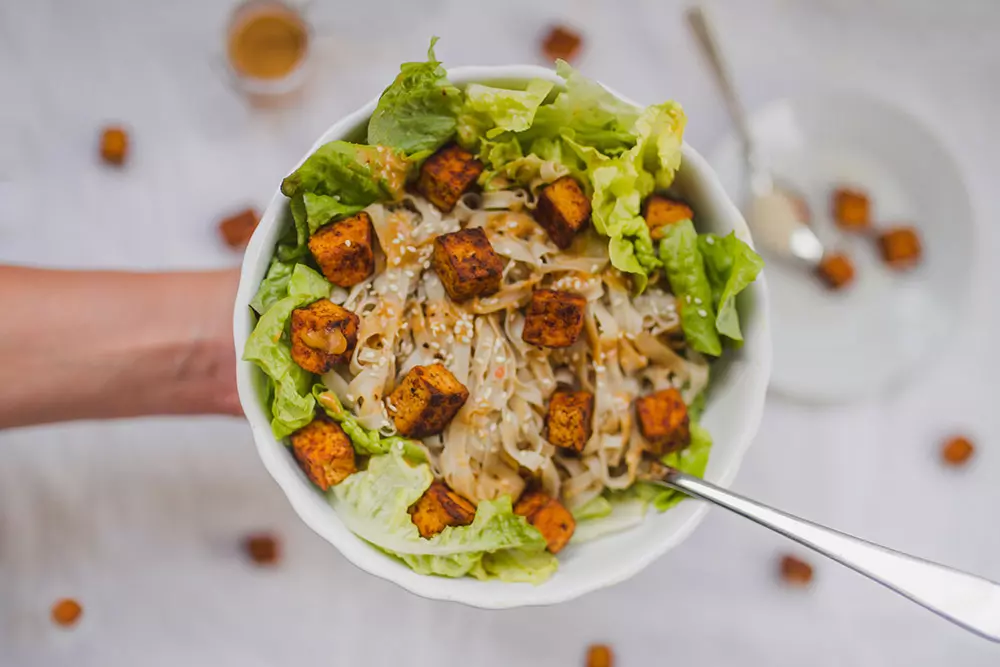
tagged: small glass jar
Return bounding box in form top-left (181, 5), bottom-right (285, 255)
top-left (225, 0), bottom-right (312, 100)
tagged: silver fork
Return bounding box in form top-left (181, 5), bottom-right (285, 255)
top-left (641, 462), bottom-right (1000, 642)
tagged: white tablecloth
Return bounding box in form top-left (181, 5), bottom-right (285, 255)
top-left (2, 1), bottom-right (999, 665)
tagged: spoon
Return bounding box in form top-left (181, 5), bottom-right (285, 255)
top-left (640, 461), bottom-right (1000, 642)
top-left (686, 5), bottom-right (825, 266)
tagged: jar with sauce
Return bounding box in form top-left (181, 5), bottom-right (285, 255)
top-left (225, 0), bottom-right (311, 98)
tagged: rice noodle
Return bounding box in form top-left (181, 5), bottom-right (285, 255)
top-left (335, 191), bottom-right (709, 504)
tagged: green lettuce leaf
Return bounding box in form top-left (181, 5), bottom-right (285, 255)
top-left (367, 38), bottom-right (462, 155)
top-left (469, 548), bottom-right (559, 585)
top-left (571, 495), bottom-right (613, 522)
top-left (312, 385), bottom-right (426, 463)
top-left (520, 61), bottom-right (639, 154)
top-left (659, 219), bottom-right (721, 356)
top-left (476, 136), bottom-right (572, 193)
top-left (698, 233), bottom-right (763, 343)
top-left (558, 102), bottom-right (685, 292)
top-left (242, 265), bottom-right (331, 438)
top-left (302, 193), bottom-right (364, 235)
top-left (571, 493), bottom-right (647, 545)
top-left (281, 140), bottom-right (408, 202)
top-left (457, 79), bottom-right (554, 146)
top-left (647, 420), bottom-right (713, 511)
top-left (330, 452), bottom-right (553, 581)
top-left (250, 257), bottom-right (295, 314)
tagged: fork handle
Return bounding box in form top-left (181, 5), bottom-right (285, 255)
top-left (660, 468), bottom-right (1000, 642)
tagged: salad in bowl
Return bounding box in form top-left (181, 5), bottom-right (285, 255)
top-left (237, 40), bottom-right (768, 598)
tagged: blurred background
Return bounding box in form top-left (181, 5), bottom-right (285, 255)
top-left (2, 0), bottom-right (999, 665)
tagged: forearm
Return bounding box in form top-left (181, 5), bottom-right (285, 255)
top-left (0, 267), bottom-right (241, 429)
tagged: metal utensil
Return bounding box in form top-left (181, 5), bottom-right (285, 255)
top-left (686, 5), bottom-right (825, 266)
top-left (640, 461), bottom-right (1000, 642)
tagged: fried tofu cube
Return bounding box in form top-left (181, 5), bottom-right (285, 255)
top-left (100, 126), bottom-right (129, 166)
top-left (816, 252), bottom-right (855, 290)
top-left (541, 25), bottom-right (583, 62)
top-left (832, 187), bottom-right (870, 231)
top-left (308, 212), bottom-right (375, 287)
top-left (635, 387), bottom-right (691, 455)
top-left (409, 481), bottom-right (477, 538)
top-left (780, 555), bottom-right (814, 586)
top-left (546, 390), bottom-right (594, 453)
top-left (643, 194), bottom-right (694, 241)
top-left (521, 289), bottom-right (587, 348)
top-left (388, 363), bottom-right (470, 438)
top-left (218, 208), bottom-right (260, 249)
top-left (290, 299), bottom-right (360, 374)
top-left (534, 176), bottom-right (591, 249)
top-left (416, 144), bottom-right (484, 212)
top-left (432, 227), bottom-right (504, 302)
top-left (289, 417), bottom-right (357, 490)
top-left (878, 226), bottom-right (922, 269)
top-left (514, 491), bottom-right (575, 553)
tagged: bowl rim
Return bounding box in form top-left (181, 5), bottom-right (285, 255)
top-left (233, 64), bottom-right (771, 608)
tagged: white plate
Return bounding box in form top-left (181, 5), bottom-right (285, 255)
top-left (709, 93), bottom-right (974, 403)
top-left (234, 65), bottom-right (771, 608)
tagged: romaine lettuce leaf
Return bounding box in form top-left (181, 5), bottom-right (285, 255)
top-left (570, 494), bottom-right (647, 545)
top-left (281, 140), bottom-right (408, 203)
top-left (476, 136), bottom-right (572, 193)
top-left (457, 79), bottom-right (554, 145)
top-left (647, 420), bottom-right (713, 511)
top-left (250, 257), bottom-right (295, 314)
top-left (557, 102), bottom-right (685, 292)
top-left (367, 38), bottom-right (462, 155)
top-left (520, 61), bottom-right (639, 154)
top-left (242, 265), bottom-right (331, 438)
top-left (658, 219), bottom-right (721, 356)
top-left (571, 495), bottom-right (613, 522)
top-left (698, 233), bottom-right (763, 343)
top-left (330, 452), bottom-right (553, 581)
top-left (469, 548), bottom-right (558, 585)
top-left (302, 193), bottom-right (364, 235)
top-left (312, 385), bottom-right (426, 463)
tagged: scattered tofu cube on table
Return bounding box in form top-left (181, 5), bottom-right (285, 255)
top-left (290, 299), bottom-right (360, 374)
top-left (816, 252), bottom-right (855, 290)
top-left (521, 289), bottom-right (587, 348)
top-left (416, 144), bottom-right (484, 212)
top-left (541, 25), bottom-right (583, 62)
top-left (432, 227), bottom-right (504, 302)
top-left (100, 126), bottom-right (129, 166)
top-left (218, 208), bottom-right (260, 249)
top-left (308, 212), bottom-right (375, 287)
top-left (878, 226), bottom-right (922, 269)
top-left (534, 176), bottom-right (591, 249)
top-left (388, 363), bottom-right (470, 438)
top-left (832, 187), bottom-right (871, 231)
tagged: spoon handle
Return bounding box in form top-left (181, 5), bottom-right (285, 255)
top-left (655, 466), bottom-right (1000, 642)
top-left (686, 5), bottom-right (770, 193)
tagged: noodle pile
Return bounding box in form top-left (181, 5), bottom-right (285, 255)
top-left (321, 185), bottom-right (709, 512)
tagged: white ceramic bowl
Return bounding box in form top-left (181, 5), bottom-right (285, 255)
top-left (233, 65), bottom-right (771, 608)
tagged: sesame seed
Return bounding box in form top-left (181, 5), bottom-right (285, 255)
top-left (698, 309), bottom-right (708, 317)
top-left (694, 297), bottom-right (702, 305)
top-left (345, 240), bottom-right (352, 247)
top-left (685, 295), bottom-right (692, 303)
top-left (705, 236), bottom-right (715, 245)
